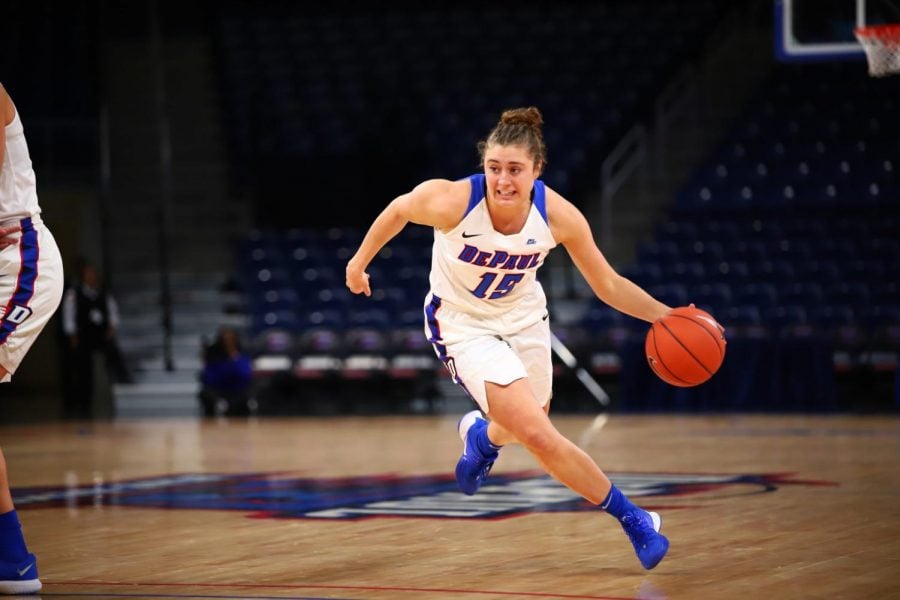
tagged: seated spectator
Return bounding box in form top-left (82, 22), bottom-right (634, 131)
top-left (198, 326), bottom-right (254, 417)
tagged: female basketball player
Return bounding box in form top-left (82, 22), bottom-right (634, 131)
top-left (346, 107), bottom-right (671, 569)
top-left (0, 83), bottom-right (65, 594)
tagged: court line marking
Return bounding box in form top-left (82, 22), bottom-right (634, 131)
top-left (41, 593), bottom-right (353, 600)
top-left (46, 580), bottom-right (633, 599)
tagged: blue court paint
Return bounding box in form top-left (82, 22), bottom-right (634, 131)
top-left (13, 470), bottom-right (836, 520)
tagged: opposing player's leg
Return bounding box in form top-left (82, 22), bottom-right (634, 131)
top-left (0, 369), bottom-right (41, 595)
top-left (0, 220), bottom-right (64, 594)
top-left (485, 378), bottom-right (669, 570)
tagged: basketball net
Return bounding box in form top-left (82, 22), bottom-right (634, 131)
top-left (854, 24), bottom-right (900, 77)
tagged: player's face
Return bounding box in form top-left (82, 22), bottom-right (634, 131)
top-left (483, 144), bottom-right (539, 208)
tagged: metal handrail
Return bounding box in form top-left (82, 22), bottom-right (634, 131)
top-left (600, 124), bottom-right (647, 247)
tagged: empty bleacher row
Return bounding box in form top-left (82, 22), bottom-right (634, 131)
top-left (237, 226), bottom-right (432, 335)
top-left (581, 213), bottom-right (900, 336)
top-left (591, 61), bottom-right (900, 412)
top-left (232, 225), bottom-right (441, 414)
top-left (605, 61), bottom-right (900, 343)
top-left (676, 64), bottom-right (898, 213)
top-left (212, 0), bottom-right (727, 226)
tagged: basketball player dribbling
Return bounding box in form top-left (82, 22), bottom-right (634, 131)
top-left (346, 107), bottom-right (675, 569)
top-left (0, 83), bottom-right (65, 595)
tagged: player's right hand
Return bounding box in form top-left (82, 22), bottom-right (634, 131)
top-left (0, 224), bottom-right (21, 249)
top-left (345, 266), bottom-right (371, 297)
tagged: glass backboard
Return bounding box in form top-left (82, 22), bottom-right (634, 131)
top-left (775, 0), bottom-right (900, 61)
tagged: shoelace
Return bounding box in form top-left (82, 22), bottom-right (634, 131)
top-left (478, 459), bottom-right (495, 481)
top-left (621, 512), bottom-right (654, 547)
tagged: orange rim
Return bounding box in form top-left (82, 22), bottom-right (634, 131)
top-left (854, 24), bottom-right (900, 42)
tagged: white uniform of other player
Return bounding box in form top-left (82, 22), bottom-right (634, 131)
top-left (0, 103), bottom-right (64, 381)
top-left (425, 173), bottom-right (557, 413)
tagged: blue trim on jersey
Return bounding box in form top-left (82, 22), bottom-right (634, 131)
top-left (425, 294), bottom-right (445, 357)
top-left (533, 179), bottom-right (549, 225)
top-left (0, 217), bottom-right (38, 344)
top-left (464, 174), bottom-right (485, 218)
top-left (424, 293), bottom-right (476, 401)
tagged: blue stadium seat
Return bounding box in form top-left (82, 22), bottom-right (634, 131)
top-left (690, 283), bottom-right (732, 313)
top-left (684, 240), bottom-right (725, 264)
top-left (779, 282), bottom-right (824, 308)
top-left (655, 220), bottom-right (699, 243)
top-left (251, 328), bottom-right (297, 357)
top-left (754, 259), bottom-right (795, 283)
top-left (346, 308), bottom-right (392, 330)
top-left (621, 263), bottom-right (663, 287)
top-left (344, 328), bottom-right (389, 354)
top-left (708, 260), bottom-right (751, 285)
top-left (824, 282), bottom-right (871, 309)
top-left (298, 328), bottom-right (344, 355)
top-left (636, 240), bottom-right (680, 263)
top-left (764, 305), bottom-right (808, 330)
top-left (809, 305), bottom-right (855, 329)
top-left (646, 283), bottom-right (688, 308)
top-left (254, 309), bottom-right (300, 334)
top-left (300, 308), bottom-right (345, 331)
top-left (580, 304), bottom-right (625, 332)
top-left (719, 305), bottom-right (762, 328)
top-left (733, 283), bottom-right (779, 312)
top-left (663, 260), bottom-right (706, 285)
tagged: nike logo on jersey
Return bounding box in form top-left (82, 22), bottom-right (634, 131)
top-left (461, 232), bottom-right (482, 238)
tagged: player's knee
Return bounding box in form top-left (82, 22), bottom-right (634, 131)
top-left (518, 426), bottom-right (562, 456)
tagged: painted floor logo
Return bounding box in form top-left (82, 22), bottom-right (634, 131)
top-left (12, 471), bottom-right (835, 520)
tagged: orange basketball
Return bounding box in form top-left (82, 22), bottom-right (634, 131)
top-left (645, 306), bottom-right (726, 387)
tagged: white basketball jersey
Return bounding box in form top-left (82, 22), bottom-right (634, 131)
top-left (0, 109), bottom-right (41, 219)
top-left (429, 174), bottom-right (557, 319)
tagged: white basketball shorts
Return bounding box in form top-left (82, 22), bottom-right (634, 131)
top-left (0, 216), bottom-right (64, 382)
top-left (424, 293), bottom-right (552, 414)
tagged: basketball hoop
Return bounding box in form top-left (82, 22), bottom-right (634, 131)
top-left (854, 24), bottom-right (900, 77)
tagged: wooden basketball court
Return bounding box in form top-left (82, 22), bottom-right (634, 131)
top-left (4, 413), bottom-right (899, 599)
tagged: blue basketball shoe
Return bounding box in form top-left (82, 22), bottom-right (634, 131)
top-left (0, 552), bottom-right (41, 595)
top-left (620, 509), bottom-right (669, 570)
top-left (455, 410), bottom-right (499, 495)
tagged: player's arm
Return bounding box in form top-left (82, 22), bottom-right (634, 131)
top-left (0, 84), bottom-right (22, 248)
top-left (547, 188), bottom-right (670, 323)
top-left (346, 178), bottom-right (468, 296)
top-left (0, 84), bottom-right (6, 169)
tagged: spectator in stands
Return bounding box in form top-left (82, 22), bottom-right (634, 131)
top-left (0, 82), bottom-right (65, 595)
top-left (61, 259), bottom-right (132, 419)
top-left (198, 326), bottom-right (254, 417)
top-left (345, 107), bottom-right (675, 570)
